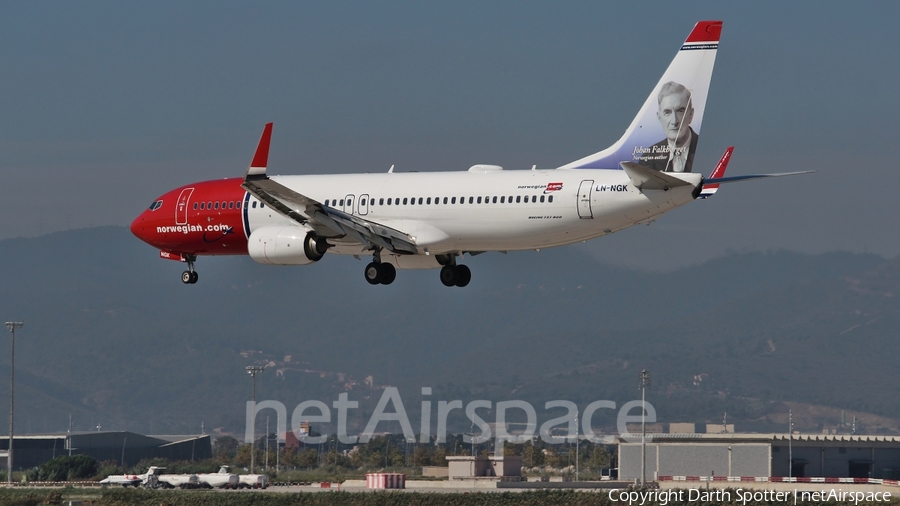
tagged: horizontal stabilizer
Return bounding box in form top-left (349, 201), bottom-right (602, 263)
top-left (704, 171), bottom-right (815, 185)
top-left (620, 162), bottom-right (692, 191)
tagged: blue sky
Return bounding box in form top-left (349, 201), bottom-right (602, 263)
top-left (2, 1), bottom-right (898, 269)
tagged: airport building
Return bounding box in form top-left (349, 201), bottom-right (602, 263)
top-left (0, 432), bottom-right (211, 470)
top-left (619, 433), bottom-right (900, 480)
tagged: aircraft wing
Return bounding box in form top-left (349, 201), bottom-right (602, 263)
top-left (240, 124), bottom-right (418, 255)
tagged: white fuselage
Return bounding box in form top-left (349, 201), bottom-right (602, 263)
top-left (244, 168), bottom-right (700, 257)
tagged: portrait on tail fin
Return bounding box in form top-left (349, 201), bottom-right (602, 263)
top-left (637, 81), bottom-right (699, 173)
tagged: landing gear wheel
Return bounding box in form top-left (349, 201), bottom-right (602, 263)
top-left (455, 265), bottom-right (471, 287)
top-left (379, 263), bottom-right (396, 285)
top-left (440, 265), bottom-right (456, 287)
top-left (180, 254), bottom-right (199, 284)
top-left (364, 262), bottom-right (382, 285)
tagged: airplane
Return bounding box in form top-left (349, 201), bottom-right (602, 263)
top-left (99, 472), bottom-right (143, 487)
top-left (130, 20), bottom-right (810, 287)
top-left (196, 466), bottom-right (239, 489)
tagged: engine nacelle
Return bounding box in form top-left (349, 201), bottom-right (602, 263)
top-left (248, 226), bottom-right (327, 265)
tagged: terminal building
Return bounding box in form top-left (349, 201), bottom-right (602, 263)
top-left (619, 433), bottom-right (900, 480)
top-left (0, 432), bottom-right (211, 470)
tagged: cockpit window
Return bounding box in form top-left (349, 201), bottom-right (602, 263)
top-left (148, 200), bottom-right (163, 211)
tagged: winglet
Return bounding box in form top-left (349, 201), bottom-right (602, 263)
top-left (247, 123), bottom-right (273, 178)
top-left (698, 146), bottom-right (733, 198)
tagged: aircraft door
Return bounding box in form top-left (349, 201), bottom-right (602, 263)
top-left (577, 180), bottom-right (594, 219)
top-left (343, 194), bottom-right (355, 215)
top-left (175, 188), bottom-right (194, 225)
top-left (359, 194), bottom-right (369, 216)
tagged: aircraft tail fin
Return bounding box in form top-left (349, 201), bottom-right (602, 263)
top-left (558, 20), bottom-right (722, 173)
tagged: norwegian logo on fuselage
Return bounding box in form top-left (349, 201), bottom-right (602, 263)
top-left (597, 184), bottom-right (629, 192)
top-left (543, 182), bottom-right (563, 194)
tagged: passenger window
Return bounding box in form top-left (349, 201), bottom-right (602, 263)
top-left (492, 196), bottom-right (497, 204)
top-left (410, 197), bottom-right (416, 205)
top-left (387, 198), bottom-right (392, 205)
top-left (229, 202), bottom-right (234, 209)
top-left (340, 199), bottom-right (344, 206)
top-left (508, 195), bottom-right (513, 203)
top-left (237, 201), bottom-right (242, 209)
top-left (379, 198), bottom-right (384, 205)
top-left (214, 202), bottom-right (219, 209)
top-left (251, 202), bottom-right (256, 208)
top-left (193, 203), bottom-right (198, 210)
top-left (516, 196), bottom-right (521, 203)
top-left (451, 197), bottom-right (456, 204)
top-left (468, 197), bottom-right (473, 204)
top-left (532, 196), bottom-right (537, 203)
top-left (222, 201), bottom-right (226, 208)
top-left (418, 197), bottom-right (423, 205)
top-left (443, 197), bottom-right (448, 204)
top-left (548, 195), bottom-right (553, 203)
top-left (477, 197), bottom-right (482, 204)
top-left (500, 196), bottom-right (505, 203)
top-left (403, 198), bottom-right (408, 205)
top-left (426, 197), bottom-right (431, 205)
top-left (261, 203), bottom-right (265, 208)
top-left (540, 196), bottom-right (545, 203)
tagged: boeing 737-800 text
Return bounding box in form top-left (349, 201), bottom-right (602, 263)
top-left (130, 20), bottom-right (808, 287)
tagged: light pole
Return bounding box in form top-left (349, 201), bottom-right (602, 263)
top-left (788, 409), bottom-right (793, 479)
top-left (639, 369), bottom-right (650, 487)
top-left (5, 321), bottom-right (22, 483)
top-left (575, 409), bottom-right (580, 482)
top-left (246, 365), bottom-right (265, 474)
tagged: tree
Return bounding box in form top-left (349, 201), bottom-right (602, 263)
top-left (295, 449), bottom-right (318, 469)
top-left (432, 446), bottom-right (448, 467)
top-left (586, 445), bottom-right (610, 471)
top-left (214, 436), bottom-right (239, 460)
top-left (30, 455), bottom-right (97, 481)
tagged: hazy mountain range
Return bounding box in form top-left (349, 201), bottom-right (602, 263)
top-left (0, 227), bottom-right (896, 438)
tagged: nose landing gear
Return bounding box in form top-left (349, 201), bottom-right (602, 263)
top-left (181, 254), bottom-right (199, 284)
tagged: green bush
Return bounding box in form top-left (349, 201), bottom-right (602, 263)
top-left (28, 455), bottom-right (97, 481)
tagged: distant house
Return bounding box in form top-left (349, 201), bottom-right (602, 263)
top-left (0, 432), bottom-right (210, 470)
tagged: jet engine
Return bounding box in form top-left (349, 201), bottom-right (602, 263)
top-left (248, 226), bottom-right (328, 265)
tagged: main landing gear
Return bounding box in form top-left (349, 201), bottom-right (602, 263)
top-left (181, 255), bottom-right (199, 284)
top-left (363, 251), bottom-right (471, 287)
top-left (439, 264), bottom-right (471, 287)
top-left (364, 261), bottom-right (396, 285)
top-left (364, 250), bottom-right (395, 285)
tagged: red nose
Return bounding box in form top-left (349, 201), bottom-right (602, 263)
top-left (131, 212), bottom-right (149, 242)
